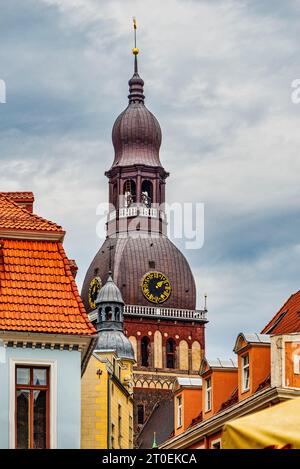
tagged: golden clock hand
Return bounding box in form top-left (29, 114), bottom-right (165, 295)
top-left (156, 280), bottom-right (166, 288)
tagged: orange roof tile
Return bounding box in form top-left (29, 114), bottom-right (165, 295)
top-left (0, 193), bottom-right (64, 237)
top-left (0, 238), bottom-right (96, 335)
top-left (0, 191), bottom-right (34, 201)
top-left (261, 291), bottom-right (300, 335)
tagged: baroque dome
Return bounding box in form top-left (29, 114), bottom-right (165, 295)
top-left (112, 104), bottom-right (162, 167)
top-left (95, 329), bottom-right (135, 361)
top-left (81, 236), bottom-right (196, 313)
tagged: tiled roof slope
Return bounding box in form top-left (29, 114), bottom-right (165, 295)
top-left (0, 193), bottom-right (64, 235)
top-left (261, 291), bottom-right (300, 335)
top-left (0, 238), bottom-right (96, 335)
top-left (0, 191), bottom-right (34, 201)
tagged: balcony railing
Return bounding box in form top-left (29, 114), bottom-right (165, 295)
top-left (89, 305), bottom-right (207, 323)
top-left (108, 205), bottom-right (162, 221)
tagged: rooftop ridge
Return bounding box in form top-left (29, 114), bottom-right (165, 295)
top-left (0, 193), bottom-right (65, 239)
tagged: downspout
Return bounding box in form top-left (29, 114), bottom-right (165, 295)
top-left (107, 371), bottom-right (112, 449)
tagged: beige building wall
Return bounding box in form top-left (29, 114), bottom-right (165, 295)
top-left (154, 330), bottom-right (163, 368)
top-left (179, 340), bottom-right (189, 370)
top-left (129, 336), bottom-right (137, 361)
top-left (192, 341), bottom-right (201, 371)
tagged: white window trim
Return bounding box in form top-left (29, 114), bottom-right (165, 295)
top-left (242, 354), bottom-right (250, 392)
top-left (205, 378), bottom-right (212, 412)
top-left (9, 358), bottom-right (57, 449)
top-left (177, 395), bottom-right (182, 428)
top-left (293, 354), bottom-right (300, 375)
top-left (281, 336), bottom-right (300, 389)
top-left (210, 438), bottom-right (221, 449)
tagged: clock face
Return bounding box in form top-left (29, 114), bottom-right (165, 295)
top-left (141, 271), bottom-right (172, 304)
top-left (88, 277), bottom-right (102, 309)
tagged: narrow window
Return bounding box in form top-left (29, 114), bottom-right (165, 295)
top-left (242, 354), bottom-right (250, 391)
top-left (177, 395), bottom-right (182, 428)
top-left (141, 336), bottom-right (150, 367)
top-left (141, 180), bottom-right (153, 207)
top-left (166, 338), bottom-right (176, 369)
top-left (15, 366), bottom-right (50, 449)
top-left (205, 377), bottom-right (212, 412)
top-left (129, 415), bottom-right (133, 448)
top-left (118, 404), bottom-right (122, 448)
top-left (124, 179), bottom-right (136, 207)
top-left (111, 423), bottom-right (115, 449)
top-left (137, 404), bottom-right (145, 425)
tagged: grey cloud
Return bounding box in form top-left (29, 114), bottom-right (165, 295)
top-left (0, 0), bottom-right (299, 357)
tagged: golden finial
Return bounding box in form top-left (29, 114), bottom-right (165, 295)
top-left (132, 17), bottom-right (139, 56)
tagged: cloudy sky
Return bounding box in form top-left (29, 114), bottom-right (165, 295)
top-left (1, 0), bottom-right (300, 358)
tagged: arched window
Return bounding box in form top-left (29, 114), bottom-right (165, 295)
top-left (115, 307), bottom-right (120, 321)
top-left (166, 338), bottom-right (176, 369)
top-left (123, 179), bottom-right (136, 207)
top-left (141, 336), bottom-right (150, 367)
top-left (141, 180), bottom-right (153, 207)
top-left (105, 306), bottom-right (113, 321)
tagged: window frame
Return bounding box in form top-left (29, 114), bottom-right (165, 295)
top-left (176, 394), bottom-right (183, 428)
top-left (15, 365), bottom-right (50, 449)
top-left (242, 353), bottom-right (250, 392)
top-left (141, 336), bottom-right (151, 367)
top-left (111, 422), bottom-right (115, 449)
top-left (9, 358), bottom-right (57, 449)
top-left (205, 377), bottom-right (212, 412)
top-left (166, 338), bottom-right (176, 369)
top-left (118, 403), bottom-right (122, 449)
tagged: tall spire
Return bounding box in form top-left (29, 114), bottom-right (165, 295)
top-left (128, 17), bottom-right (145, 104)
top-left (133, 16), bottom-right (138, 73)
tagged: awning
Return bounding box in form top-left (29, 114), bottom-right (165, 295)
top-left (222, 397), bottom-right (300, 449)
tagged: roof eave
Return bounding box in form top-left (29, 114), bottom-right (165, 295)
top-left (0, 229), bottom-right (65, 242)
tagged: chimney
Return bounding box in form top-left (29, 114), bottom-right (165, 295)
top-left (68, 259), bottom-right (78, 279)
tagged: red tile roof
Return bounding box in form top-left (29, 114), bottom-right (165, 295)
top-left (218, 387), bottom-right (238, 412)
top-left (0, 191), bottom-right (34, 201)
top-left (0, 238), bottom-right (95, 335)
top-left (261, 291), bottom-right (300, 335)
top-left (188, 411), bottom-right (203, 428)
top-left (0, 193), bottom-right (64, 237)
top-left (0, 192), bottom-right (95, 336)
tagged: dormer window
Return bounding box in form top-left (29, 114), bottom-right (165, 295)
top-left (242, 354), bottom-right (250, 391)
top-left (205, 377), bottom-right (212, 412)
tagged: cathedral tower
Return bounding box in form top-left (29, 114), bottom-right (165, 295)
top-left (81, 24), bottom-right (207, 444)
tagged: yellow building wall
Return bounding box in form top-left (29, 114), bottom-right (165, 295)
top-left (81, 352), bottom-right (134, 449)
top-left (81, 355), bottom-right (108, 449)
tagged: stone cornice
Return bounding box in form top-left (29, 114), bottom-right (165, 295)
top-left (0, 229), bottom-right (65, 242)
top-left (0, 330), bottom-right (96, 373)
